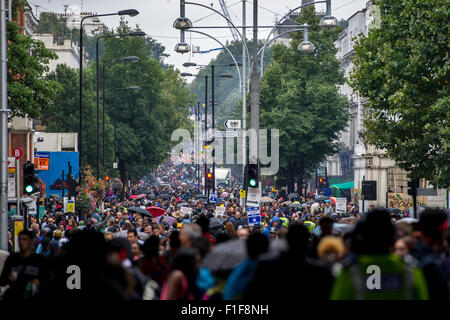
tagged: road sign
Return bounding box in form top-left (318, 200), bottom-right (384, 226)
top-left (416, 188), bottom-right (438, 196)
top-left (247, 206), bottom-right (261, 226)
top-left (246, 187), bottom-right (261, 205)
top-left (214, 130), bottom-right (240, 138)
top-left (13, 148), bottom-right (23, 159)
top-left (224, 120), bottom-right (241, 129)
top-left (240, 189), bottom-right (246, 198)
top-left (335, 198), bottom-right (347, 215)
top-left (209, 192), bottom-right (217, 203)
top-left (362, 180), bottom-right (377, 200)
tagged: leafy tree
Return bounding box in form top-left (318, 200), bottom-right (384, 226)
top-left (259, 6), bottom-right (349, 193)
top-left (350, 0), bottom-right (449, 188)
top-left (7, 7), bottom-right (60, 119)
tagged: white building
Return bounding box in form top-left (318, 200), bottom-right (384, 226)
top-left (63, 5), bottom-right (107, 37)
top-left (34, 132), bottom-right (78, 152)
top-left (328, 1), bottom-right (447, 209)
top-left (32, 33), bottom-right (88, 73)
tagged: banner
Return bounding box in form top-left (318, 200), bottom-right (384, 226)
top-left (215, 206), bottom-right (226, 217)
top-left (180, 206), bottom-right (193, 217)
top-left (335, 198), bottom-right (347, 214)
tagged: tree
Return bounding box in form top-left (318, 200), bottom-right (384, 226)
top-left (259, 6), bottom-right (349, 193)
top-left (7, 12), bottom-right (60, 119)
top-left (350, 0), bottom-right (449, 188)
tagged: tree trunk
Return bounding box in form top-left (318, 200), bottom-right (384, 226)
top-left (297, 161), bottom-right (305, 198)
top-left (287, 163), bottom-right (295, 194)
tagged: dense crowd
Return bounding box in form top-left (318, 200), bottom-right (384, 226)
top-left (0, 160), bottom-right (449, 300)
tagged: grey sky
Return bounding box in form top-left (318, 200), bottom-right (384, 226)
top-left (30, 0), bottom-right (369, 76)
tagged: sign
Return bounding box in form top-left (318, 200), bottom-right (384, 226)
top-left (34, 152), bottom-right (50, 170)
top-left (209, 192), bottom-right (217, 204)
top-left (224, 120), bottom-right (241, 129)
top-left (387, 193), bottom-right (426, 212)
top-left (240, 189), bottom-right (246, 198)
top-left (180, 206), bottom-right (192, 217)
top-left (8, 172), bottom-right (16, 199)
top-left (113, 162), bottom-right (118, 169)
top-left (246, 187), bottom-right (261, 205)
top-left (214, 130), bottom-right (240, 138)
top-left (362, 180), bottom-right (377, 200)
top-left (13, 147), bottom-right (23, 159)
top-left (215, 206), bottom-right (226, 217)
top-left (27, 199), bottom-right (37, 216)
top-left (335, 198), bottom-right (347, 215)
top-left (67, 199), bottom-right (75, 213)
top-left (247, 206), bottom-right (261, 226)
top-left (14, 220), bottom-right (24, 253)
top-left (39, 206), bottom-right (45, 220)
top-left (416, 188), bottom-right (438, 196)
top-left (8, 157), bottom-right (16, 173)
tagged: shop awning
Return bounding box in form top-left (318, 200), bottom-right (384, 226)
top-left (331, 181), bottom-right (354, 189)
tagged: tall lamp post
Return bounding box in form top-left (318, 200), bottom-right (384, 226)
top-left (96, 31), bottom-right (145, 179)
top-left (101, 55), bottom-right (141, 174)
top-left (180, 72), bottom-right (233, 195)
top-left (183, 62), bottom-right (236, 192)
top-left (79, 9), bottom-right (139, 181)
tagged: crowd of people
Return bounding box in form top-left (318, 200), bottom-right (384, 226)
top-left (0, 159), bottom-right (449, 300)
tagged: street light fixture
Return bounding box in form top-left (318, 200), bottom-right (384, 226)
top-left (173, 17), bottom-right (193, 30)
top-left (319, 0), bottom-right (338, 28)
top-left (183, 62), bottom-right (242, 67)
top-left (118, 9), bottom-right (139, 17)
top-left (298, 25), bottom-right (315, 53)
top-left (123, 56), bottom-right (141, 62)
top-left (175, 42), bottom-right (191, 54)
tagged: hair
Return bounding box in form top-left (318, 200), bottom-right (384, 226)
top-left (182, 224), bottom-right (202, 240)
top-left (224, 222), bottom-right (236, 238)
top-left (19, 229), bottom-right (34, 240)
top-left (191, 236), bottom-right (211, 259)
top-left (170, 247), bottom-right (199, 298)
top-left (351, 209), bottom-right (395, 254)
top-left (142, 235), bottom-right (160, 258)
top-left (195, 215), bottom-right (210, 234)
top-left (317, 236), bottom-right (345, 258)
top-left (419, 208), bottom-right (448, 242)
top-left (286, 223), bottom-right (310, 255)
top-left (127, 228), bottom-right (138, 237)
top-left (247, 232), bottom-right (269, 259)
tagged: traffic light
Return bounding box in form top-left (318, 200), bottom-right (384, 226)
top-left (319, 177), bottom-right (324, 188)
top-left (246, 164), bottom-right (258, 188)
top-left (407, 179), bottom-right (419, 197)
top-left (206, 171), bottom-right (214, 189)
top-left (105, 176), bottom-right (110, 182)
top-left (23, 161), bottom-right (37, 194)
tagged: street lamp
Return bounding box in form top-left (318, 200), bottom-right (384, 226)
top-left (173, 17), bottom-right (193, 30)
top-left (96, 32), bottom-right (145, 180)
top-left (298, 25), bottom-right (315, 53)
top-left (79, 9), bottom-right (139, 180)
top-left (101, 56), bottom-right (141, 174)
top-left (175, 42), bottom-right (191, 54)
top-left (319, 0), bottom-right (338, 28)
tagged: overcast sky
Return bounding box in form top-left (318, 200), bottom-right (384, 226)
top-left (30, 0), bottom-right (370, 77)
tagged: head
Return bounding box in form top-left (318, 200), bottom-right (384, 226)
top-left (18, 230), bottom-right (34, 254)
top-left (419, 208), bottom-right (448, 250)
top-left (269, 227), bottom-right (278, 239)
top-left (127, 228), bottom-right (138, 244)
top-left (286, 223), bottom-right (310, 256)
top-left (130, 242), bottom-right (142, 259)
top-left (104, 232), bottom-right (113, 241)
top-left (236, 226), bottom-right (249, 240)
top-left (247, 232), bottom-right (269, 259)
top-left (317, 236), bottom-right (345, 265)
top-left (179, 223), bottom-right (202, 248)
top-left (319, 216), bottom-right (334, 237)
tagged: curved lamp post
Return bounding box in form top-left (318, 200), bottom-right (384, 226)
top-left (79, 9), bottom-right (139, 178)
top-left (95, 31), bottom-right (145, 179)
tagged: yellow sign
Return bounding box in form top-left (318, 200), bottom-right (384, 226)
top-left (14, 220), bottom-right (23, 236)
top-left (67, 201), bottom-right (75, 213)
top-left (8, 168), bottom-right (16, 173)
top-left (35, 157), bottom-right (49, 170)
top-left (240, 189), bottom-right (246, 198)
top-left (203, 145), bottom-right (211, 149)
top-left (272, 187), bottom-right (276, 192)
top-left (387, 193), bottom-right (426, 212)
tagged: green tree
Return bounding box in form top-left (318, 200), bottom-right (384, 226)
top-left (7, 9), bottom-right (60, 118)
top-left (350, 0), bottom-right (449, 188)
top-left (260, 6), bottom-right (349, 193)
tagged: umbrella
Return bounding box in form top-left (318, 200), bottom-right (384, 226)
top-left (281, 201), bottom-right (292, 206)
top-left (158, 194), bottom-right (169, 199)
top-left (209, 218), bottom-right (224, 229)
top-left (396, 217), bottom-right (418, 224)
top-left (135, 194), bottom-right (147, 200)
top-left (260, 196), bottom-right (273, 203)
top-left (339, 216), bottom-right (359, 225)
top-left (220, 192), bottom-right (230, 198)
top-left (178, 202), bottom-right (189, 207)
top-left (287, 193), bottom-right (299, 199)
top-left (127, 206), bottom-right (152, 218)
top-left (195, 194), bottom-right (206, 199)
top-left (202, 239), bottom-right (247, 272)
top-left (129, 195), bottom-right (138, 200)
top-left (105, 195), bottom-right (118, 200)
top-left (146, 206), bottom-right (166, 218)
top-left (154, 215), bottom-right (177, 225)
top-left (50, 194), bottom-right (62, 199)
top-left (289, 203), bottom-right (301, 208)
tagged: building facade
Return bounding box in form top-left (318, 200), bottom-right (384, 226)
top-left (327, 1), bottom-right (447, 209)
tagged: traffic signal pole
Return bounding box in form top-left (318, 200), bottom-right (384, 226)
top-left (204, 76), bottom-right (208, 196)
top-left (211, 65), bottom-right (215, 193)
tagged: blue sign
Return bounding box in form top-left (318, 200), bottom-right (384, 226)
top-left (247, 206), bottom-right (261, 226)
top-left (209, 192), bottom-right (217, 203)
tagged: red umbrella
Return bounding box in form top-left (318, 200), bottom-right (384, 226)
top-left (129, 195), bottom-right (138, 200)
top-left (146, 206), bottom-right (166, 218)
top-left (136, 194), bottom-right (146, 200)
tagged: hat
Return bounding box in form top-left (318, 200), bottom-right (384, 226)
top-left (177, 223), bottom-right (182, 228)
top-left (269, 227), bottom-right (278, 234)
